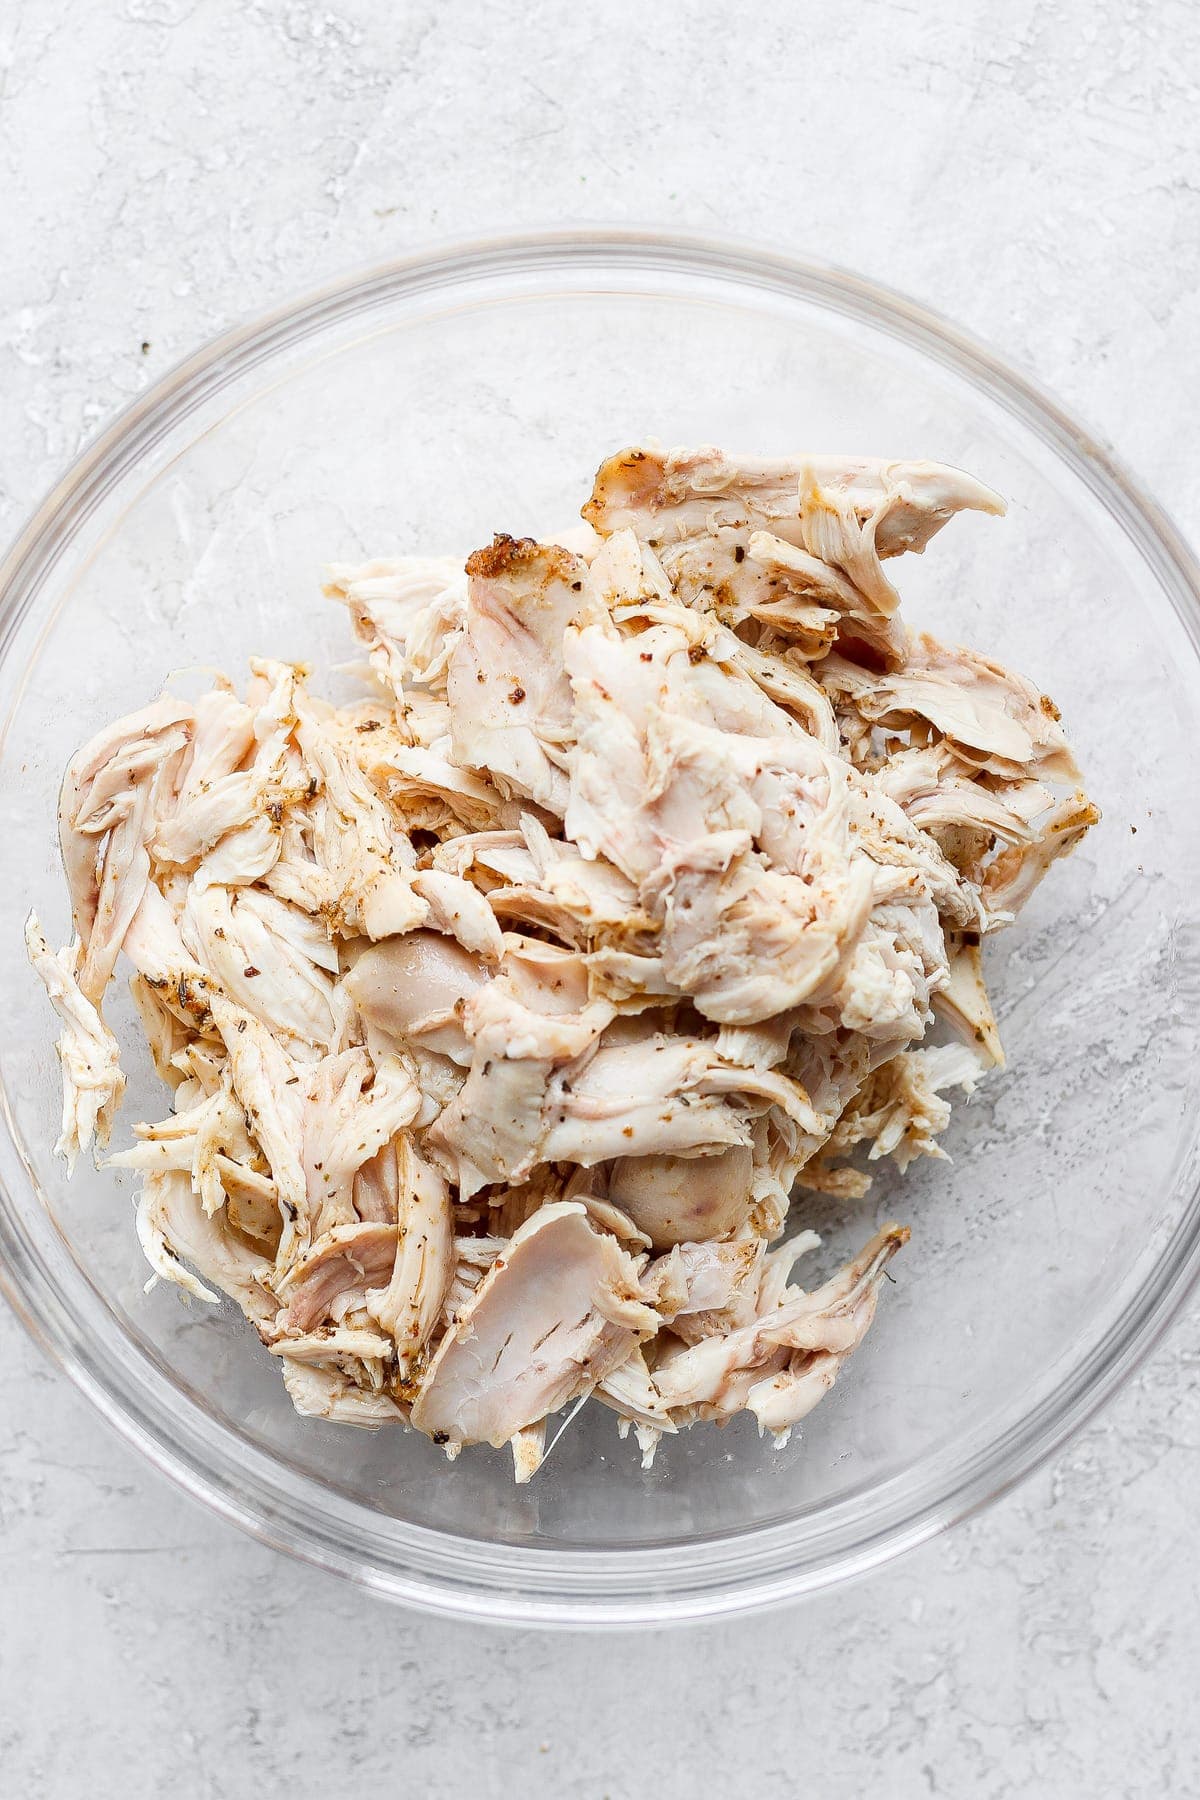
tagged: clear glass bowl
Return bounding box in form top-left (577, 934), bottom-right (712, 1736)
top-left (3, 229), bottom-right (1199, 1627)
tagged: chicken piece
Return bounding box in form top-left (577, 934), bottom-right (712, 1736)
top-left (275, 1221), bottom-right (399, 1332)
top-left (191, 1089), bottom-right (264, 1221)
top-left (846, 778), bottom-right (982, 937)
top-left (440, 1233), bottom-right (509, 1323)
top-left (573, 1190), bottom-right (653, 1249)
top-left (363, 1138), bottom-right (453, 1373)
top-left (821, 630), bottom-right (1080, 783)
top-left (148, 688), bottom-right (258, 868)
top-left (499, 935), bottom-right (593, 1017)
top-left (607, 1145), bottom-right (754, 1250)
top-left (755, 1229), bottom-right (824, 1310)
top-left (718, 631), bottom-right (842, 751)
top-left (562, 611), bottom-right (685, 881)
top-left (597, 1344), bottom-right (676, 1429)
top-left (536, 1035), bottom-right (772, 1168)
top-left (423, 946), bottom-right (615, 1196)
top-left (168, 1040), bottom-right (225, 1096)
top-left (25, 914), bottom-right (125, 1169)
top-left (585, 445), bottom-right (1002, 551)
top-left (447, 535), bottom-right (590, 813)
top-left (508, 1420), bottom-right (548, 1484)
top-left (182, 884), bottom-right (343, 1050)
top-left (352, 1140), bottom-right (402, 1224)
top-left (371, 740), bottom-right (505, 835)
top-left (562, 601), bottom-right (955, 1031)
top-left (171, 666), bottom-right (319, 892)
top-left (479, 1164), bottom-right (567, 1238)
top-left (219, 1165), bottom-right (282, 1250)
top-left (801, 1043), bottom-right (982, 1191)
top-left (135, 1167), bottom-right (278, 1328)
top-left (430, 827), bottom-right (527, 878)
top-left (564, 615), bottom-right (843, 1017)
top-left (585, 524), bottom-right (674, 611)
top-left (743, 1353), bottom-right (843, 1436)
top-left (882, 747), bottom-right (1050, 850)
top-left (424, 1006), bottom-right (589, 1195)
top-left (343, 929), bottom-right (488, 1065)
top-left (659, 528), bottom-right (842, 660)
top-left (397, 1043), bottom-right (466, 1132)
top-left (73, 734), bottom-right (193, 1000)
top-left (982, 792), bottom-right (1100, 918)
top-left (267, 1325), bottom-right (396, 1364)
top-left (596, 1345), bottom-right (678, 1467)
top-left (766, 1022), bottom-right (877, 1188)
top-left (129, 971), bottom-right (192, 1089)
top-left (713, 1012), bottom-right (799, 1073)
top-left (208, 996), bottom-right (308, 1266)
top-left (58, 697), bottom-right (195, 1007)
top-left (409, 867), bottom-right (504, 963)
top-left (746, 1225), bottom-right (910, 1438)
top-left (475, 813), bottom-right (648, 951)
top-left (119, 881), bottom-right (222, 1038)
top-left (749, 530), bottom-right (886, 644)
top-left (288, 675), bottom-right (426, 939)
top-left (196, 816), bottom-right (282, 892)
top-left (279, 1358), bottom-right (405, 1426)
top-left (584, 446), bottom-right (1003, 654)
top-left (411, 1201), bottom-right (658, 1451)
top-left (323, 555), bottom-right (468, 704)
top-left (875, 746), bottom-right (1068, 909)
top-left (224, 673), bottom-right (358, 917)
top-left (518, 813), bottom-right (643, 921)
top-left (301, 1049), bottom-right (421, 1236)
top-left (652, 1224), bottom-right (908, 1432)
top-left (932, 934), bottom-right (1004, 1066)
top-left (644, 1236), bottom-right (764, 1342)
top-left (109, 1060), bottom-right (262, 1223)
top-left (761, 1223), bottom-right (909, 1352)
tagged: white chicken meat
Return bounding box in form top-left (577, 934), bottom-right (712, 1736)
top-left (27, 442), bottom-right (1092, 1478)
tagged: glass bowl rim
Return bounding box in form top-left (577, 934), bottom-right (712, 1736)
top-left (2, 224), bottom-right (1199, 1628)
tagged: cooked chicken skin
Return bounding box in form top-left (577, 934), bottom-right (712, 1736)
top-left (28, 443), bottom-right (1092, 1476)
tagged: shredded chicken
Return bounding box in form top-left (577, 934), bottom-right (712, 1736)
top-left (27, 443), bottom-right (1092, 1476)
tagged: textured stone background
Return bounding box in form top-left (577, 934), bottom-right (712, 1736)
top-left (3, 3), bottom-right (1199, 1794)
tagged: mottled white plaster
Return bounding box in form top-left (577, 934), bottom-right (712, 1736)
top-left (2, 2), bottom-right (1199, 1794)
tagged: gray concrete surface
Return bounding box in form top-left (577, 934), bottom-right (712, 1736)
top-left (2, 3), bottom-right (1199, 1794)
